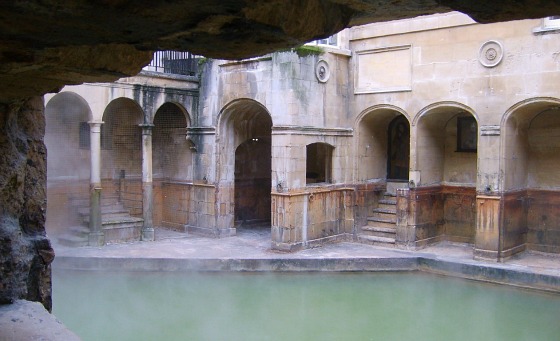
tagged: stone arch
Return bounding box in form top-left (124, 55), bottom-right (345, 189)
top-left (101, 97), bottom-right (145, 216)
top-left (45, 92), bottom-right (93, 180)
top-left (44, 92), bottom-right (93, 235)
top-left (501, 97), bottom-right (560, 253)
top-left (153, 102), bottom-right (192, 181)
top-left (501, 97), bottom-right (560, 191)
top-left (415, 102), bottom-right (478, 187)
top-left (412, 102), bottom-right (479, 245)
top-left (355, 105), bottom-right (410, 182)
top-left (218, 98), bottom-right (273, 229)
top-left (151, 101), bottom-right (191, 126)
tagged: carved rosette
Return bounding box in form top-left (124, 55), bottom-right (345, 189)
top-left (479, 40), bottom-right (504, 68)
top-left (315, 59), bottom-right (330, 83)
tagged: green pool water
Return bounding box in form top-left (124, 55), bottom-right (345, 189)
top-left (52, 270), bottom-right (560, 341)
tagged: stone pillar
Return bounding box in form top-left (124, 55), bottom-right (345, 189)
top-left (140, 124), bottom-right (155, 241)
top-left (474, 125), bottom-right (516, 261)
top-left (395, 187), bottom-right (412, 248)
top-left (88, 121), bottom-right (104, 246)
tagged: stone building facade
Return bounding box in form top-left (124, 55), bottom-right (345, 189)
top-left (45, 12), bottom-right (560, 261)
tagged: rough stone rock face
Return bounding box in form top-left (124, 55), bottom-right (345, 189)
top-left (0, 98), bottom-right (53, 311)
top-left (1, 0), bottom-right (560, 103)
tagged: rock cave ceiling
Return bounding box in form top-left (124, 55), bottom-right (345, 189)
top-left (1, 0), bottom-right (559, 103)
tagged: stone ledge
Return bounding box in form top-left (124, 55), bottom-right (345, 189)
top-left (0, 300), bottom-right (81, 341)
top-left (53, 252), bottom-right (560, 293)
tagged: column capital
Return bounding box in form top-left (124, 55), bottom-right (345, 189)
top-left (139, 123), bottom-right (155, 135)
top-left (87, 120), bottom-right (104, 127)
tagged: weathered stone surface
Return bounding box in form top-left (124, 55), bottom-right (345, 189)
top-left (0, 300), bottom-right (81, 341)
top-left (0, 98), bottom-right (52, 311)
top-left (1, 0), bottom-right (560, 102)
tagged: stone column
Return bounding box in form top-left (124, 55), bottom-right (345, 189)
top-left (474, 125), bottom-right (512, 261)
top-left (140, 124), bottom-right (155, 241)
top-left (88, 121), bottom-right (104, 246)
top-left (395, 187), bottom-right (411, 249)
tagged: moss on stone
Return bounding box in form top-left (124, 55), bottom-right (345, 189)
top-left (276, 45), bottom-right (324, 58)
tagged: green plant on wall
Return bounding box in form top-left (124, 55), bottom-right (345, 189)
top-left (277, 45), bottom-right (325, 57)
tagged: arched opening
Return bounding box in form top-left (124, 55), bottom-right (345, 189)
top-left (153, 102), bottom-right (192, 231)
top-left (416, 107), bottom-right (477, 187)
top-left (219, 99), bottom-right (273, 231)
top-left (45, 92), bottom-right (92, 236)
top-left (101, 98), bottom-right (144, 217)
top-left (387, 115), bottom-right (410, 181)
top-left (153, 103), bottom-right (191, 181)
top-left (415, 103), bottom-right (478, 245)
top-left (356, 107), bottom-right (410, 192)
top-left (355, 107), bottom-right (410, 244)
top-left (503, 99), bottom-right (560, 253)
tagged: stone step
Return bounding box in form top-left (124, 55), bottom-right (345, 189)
top-left (372, 208), bottom-right (396, 220)
top-left (58, 234), bottom-right (89, 247)
top-left (78, 205), bottom-right (128, 216)
top-left (83, 211), bottom-right (139, 223)
top-left (70, 198), bottom-right (89, 207)
top-left (367, 216), bottom-right (396, 228)
top-left (361, 225), bottom-right (396, 239)
top-left (357, 234), bottom-right (396, 247)
top-left (383, 192), bottom-right (397, 198)
top-left (68, 225), bottom-right (90, 237)
top-left (379, 198), bottom-right (397, 206)
top-left (101, 218), bottom-right (143, 229)
top-left (372, 212), bottom-right (396, 221)
top-left (361, 226), bottom-right (396, 234)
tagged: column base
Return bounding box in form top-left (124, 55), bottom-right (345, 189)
top-left (142, 227), bottom-right (155, 241)
top-left (88, 231), bottom-right (105, 246)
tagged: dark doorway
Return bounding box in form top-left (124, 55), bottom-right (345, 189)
top-left (387, 115), bottom-right (410, 180)
top-left (234, 136), bottom-right (271, 226)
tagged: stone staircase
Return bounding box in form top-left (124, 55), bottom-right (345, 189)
top-left (58, 197), bottom-right (143, 246)
top-left (358, 192), bottom-right (397, 247)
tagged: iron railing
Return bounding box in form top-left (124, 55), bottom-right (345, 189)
top-left (143, 51), bottom-right (199, 76)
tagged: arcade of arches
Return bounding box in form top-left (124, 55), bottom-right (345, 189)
top-left (45, 13), bottom-right (560, 262)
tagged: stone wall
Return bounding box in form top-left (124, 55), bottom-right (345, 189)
top-left (527, 190), bottom-right (560, 253)
top-left (442, 186), bottom-right (476, 243)
top-left (0, 98), bottom-right (53, 311)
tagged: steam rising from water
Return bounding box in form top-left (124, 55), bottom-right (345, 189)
top-left (53, 271), bottom-right (560, 341)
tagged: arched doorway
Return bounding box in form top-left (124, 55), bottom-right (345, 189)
top-left (235, 136), bottom-right (271, 225)
top-left (356, 106), bottom-right (410, 185)
top-left (387, 115), bottom-right (410, 181)
top-left (218, 99), bottom-right (273, 231)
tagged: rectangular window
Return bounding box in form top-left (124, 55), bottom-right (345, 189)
top-left (307, 34), bottom-right (338, 48)
top-left (534, 16), bottom-right (560, 33)
top-left (79, 122), bottom-right (90, 149)
top-left (306, 143), bottom-right (333, 185)
top-left (457, 117), bottom-right (477, 152)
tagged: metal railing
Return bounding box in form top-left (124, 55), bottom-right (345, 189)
top-left (143, 51), bottom-right (199, 76)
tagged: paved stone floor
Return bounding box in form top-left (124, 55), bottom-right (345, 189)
top-left (52, 227), bottom-right (560, 287)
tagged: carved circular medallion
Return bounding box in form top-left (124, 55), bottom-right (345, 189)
top-left (479, 40), bottom-right (504, 68)
top-left (315, 59), bottom-right (330, 83)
